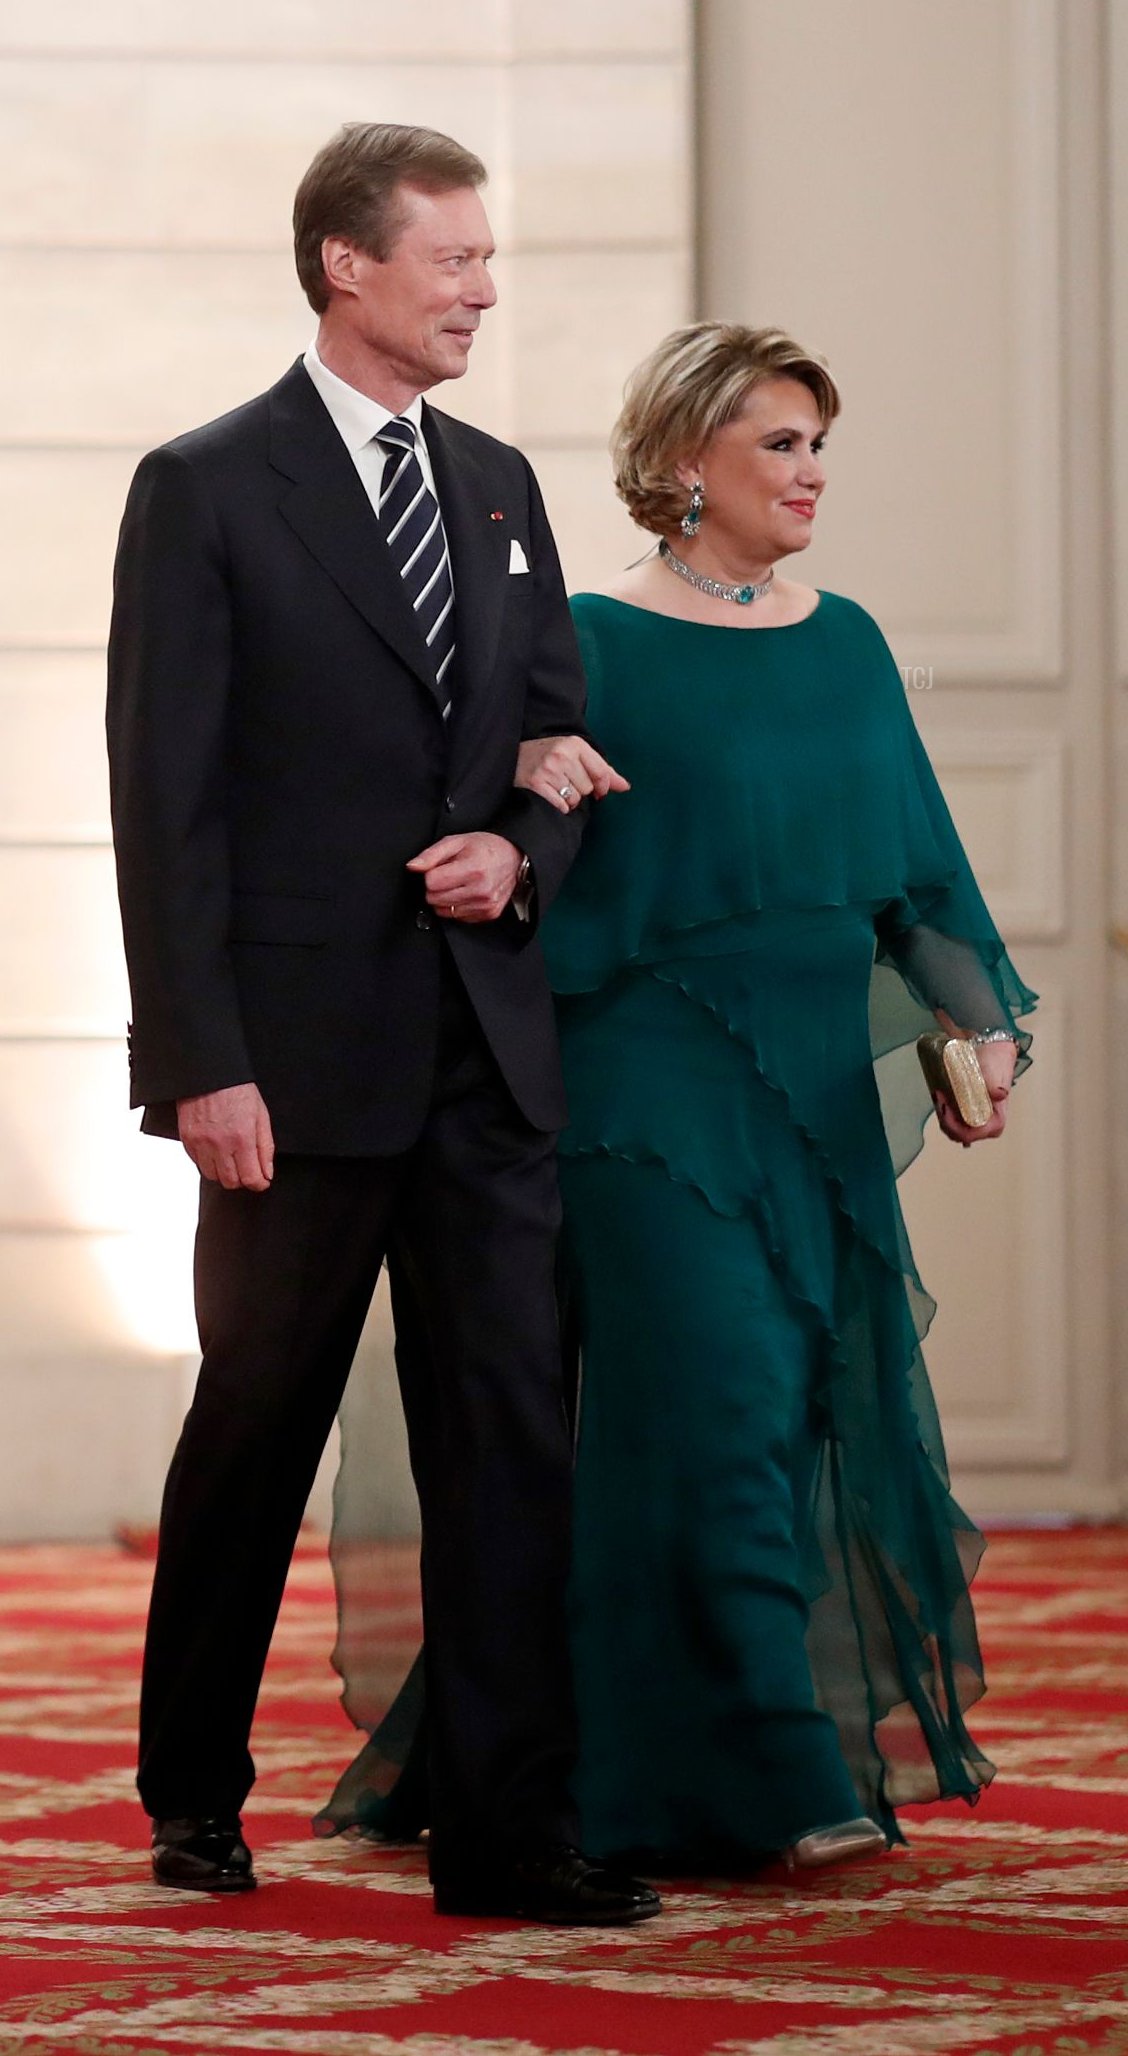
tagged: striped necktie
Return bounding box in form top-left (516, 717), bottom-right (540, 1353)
top-left (375, 417), bottom-right (456, 712)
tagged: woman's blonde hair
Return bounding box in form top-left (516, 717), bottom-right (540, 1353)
top-left (612, 322), bottom-right (841, 536)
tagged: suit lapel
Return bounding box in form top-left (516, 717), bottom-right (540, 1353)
top-left (268, 362), bottom-right (443, 707)
top-left (423, 403), bottom-right (510, 735)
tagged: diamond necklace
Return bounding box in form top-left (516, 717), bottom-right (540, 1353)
top-left (659, 538), bottom-right (775, 606)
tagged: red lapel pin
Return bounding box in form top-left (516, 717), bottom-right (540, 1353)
top-left (489, 510), bottom-right (505, 521)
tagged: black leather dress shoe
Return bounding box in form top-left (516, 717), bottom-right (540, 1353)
top-left (432, 1844), bottom-right (661, 1925)
top-left (151, 1816), bottom-right (256, 1893)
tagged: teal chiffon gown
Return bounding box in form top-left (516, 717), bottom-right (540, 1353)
top-left (316, 588), bottom-right (1036, 1864)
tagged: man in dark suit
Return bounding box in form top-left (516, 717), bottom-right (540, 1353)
top-left (106, 121), bottom-right (655, 1926)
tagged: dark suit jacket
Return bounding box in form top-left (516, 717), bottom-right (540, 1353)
top-left (106, 360), bottom-right (588, 1152)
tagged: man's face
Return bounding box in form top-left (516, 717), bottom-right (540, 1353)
top-left (324, 184), bottom-right (498, 395)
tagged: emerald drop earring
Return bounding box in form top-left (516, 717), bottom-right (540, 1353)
top-left (680, 480), bottom-right (704, 539)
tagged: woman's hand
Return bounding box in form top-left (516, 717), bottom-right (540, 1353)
top-left (934, 1039), bottom-right (1017, 1148)
top-left (515, 735), bottom-right (630, 813)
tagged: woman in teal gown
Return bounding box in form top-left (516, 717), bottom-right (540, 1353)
top-left (317, 322), bottom-right (1035, 1866)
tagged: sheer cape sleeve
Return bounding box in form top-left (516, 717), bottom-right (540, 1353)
top-left (868, 704), bottom-right (1035, 1176)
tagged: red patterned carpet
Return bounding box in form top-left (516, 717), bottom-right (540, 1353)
top-left (1, 1528), bottom-right (1127, 2055)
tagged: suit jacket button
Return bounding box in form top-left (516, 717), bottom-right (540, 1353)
top-left (444, 793), bottom-right (455, 812)
top-left (416, 908), bottom-right (433, 932)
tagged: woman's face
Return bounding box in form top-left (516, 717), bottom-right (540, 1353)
top-left (678, 376), bottom-right (828, 564)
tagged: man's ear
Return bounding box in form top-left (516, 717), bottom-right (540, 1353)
top-left (320, 236), bottom-right (362, 300)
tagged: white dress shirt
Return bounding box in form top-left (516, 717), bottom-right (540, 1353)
top-left (302, 340), bottom-right (443, 529)
top-left (300, 343), bottom-right (531, 911)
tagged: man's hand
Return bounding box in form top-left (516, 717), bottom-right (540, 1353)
top-left (177, 1082), bottom-right (275, 1191)
top-left (515, 735), bottom-right (630, 814)
top-left (406, 832), bottom-right (522, 922)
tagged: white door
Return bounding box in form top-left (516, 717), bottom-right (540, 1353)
top-left (697, 0), bottom-right (1123, 1519)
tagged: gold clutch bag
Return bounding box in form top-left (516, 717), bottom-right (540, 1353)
top-left (916, 1032), bottom-right (993, 1128)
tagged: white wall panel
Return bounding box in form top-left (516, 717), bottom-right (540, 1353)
top-left (513, 0), bottom-right (686, 56)
top-left (0, 449), bottom-right (140, 648)
top-left (0, 847), bottom-right (127, 1034)
top-left (0, 0), bottom-right (687, 62)
top-left (1107, 1), bottom-right (1128, 1516)
top-left (0, 1230), bottom-right (168, 1360)
top-left (699, 0), bottom-right (1062, 683)
top-left (0, 3), bottom-right (509, 60)
top-left (0, 59), bottom-right (505, 249)
top-left (0, 1041), bottom-right (152, 1232)
top-left (0, 254), bottom-right (313, 447)
top-left (0, 61), bottom-right (140, 240)
top-left (0, 655), bottom-right (110, 838)
top-left (530, 446), bottom-right (643, 597)
top-left (0, 1345), bottom-right (187, 1543)
top-left (511, 64), bottom-right (688, 245)
top-left (512, 249), bottom-right (690, 441)
top-left (1112, 4), bottom-right (1128, 687)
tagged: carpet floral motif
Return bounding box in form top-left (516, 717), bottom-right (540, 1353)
top-left (1, 1530), bottom-right (1127, 2055)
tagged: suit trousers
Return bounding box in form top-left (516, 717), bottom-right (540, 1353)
top-left (137, 958), bottom-right (581, 1867)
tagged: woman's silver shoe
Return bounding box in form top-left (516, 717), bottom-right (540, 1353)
top-left (782, 1816), bottom-right (887, 1872)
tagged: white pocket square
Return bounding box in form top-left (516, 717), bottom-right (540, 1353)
top-left (509, 538), bottom-right (530, 574)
